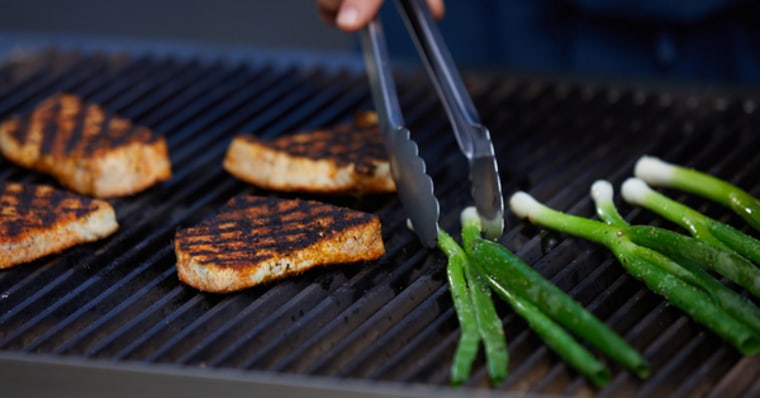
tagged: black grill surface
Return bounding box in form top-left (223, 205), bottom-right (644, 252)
top-left (1, 49), bottom-right (760, 397)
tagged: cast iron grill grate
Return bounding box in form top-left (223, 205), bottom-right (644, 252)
top-left (0, 49), bottom-right (759, 397)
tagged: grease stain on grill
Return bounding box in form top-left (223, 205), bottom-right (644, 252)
top-left (539, 231), bottom-right (561, 255)
top-left (319, 275), bottom-right (334, 291)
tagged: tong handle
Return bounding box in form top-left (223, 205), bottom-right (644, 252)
top-left (360, 18), bottom-right (405, 131)
top-left (396, 0), bottom-right (485, 158)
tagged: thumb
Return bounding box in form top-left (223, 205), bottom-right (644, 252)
top-left (336, 0), bottom-right (384, 31)
top-left (427, 0), bottom-right (445, 20)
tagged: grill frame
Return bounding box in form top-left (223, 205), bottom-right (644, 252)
top-left (1, 38), bottom-right (760, 398)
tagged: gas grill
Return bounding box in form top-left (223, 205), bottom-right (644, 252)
top-left (1, 45), bottom-right (759, 398)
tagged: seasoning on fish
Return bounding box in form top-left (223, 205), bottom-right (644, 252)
top-left (0, 181), bottom-right (118, 268)
top-left (0, 94), bottom-right (172, 198)
top-left (175, 194), bottom-right (385, 293)
top-left (223, 112), bottom-right (394, 195)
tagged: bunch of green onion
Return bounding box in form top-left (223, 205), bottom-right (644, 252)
top-left (435, 208), bottom-right (648, 387)
top-left (507, 156), bottom-right (760, 362)
top-left (434, 155), bottom-right (760, 387)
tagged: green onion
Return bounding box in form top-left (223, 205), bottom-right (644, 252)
top-left (591, 180), bottom-right (760, 336)
top-left (437, 228), bottom-right (508, 384)
top-left (625, 225), bottom-right (760, 335)
top-left (437, 229), bottom-right (481, 385)
top-left (485, 274), bottom-right (611, 387)
top-left (635, 155), bottom-right (760, 233)
top-left (621, 178), bottom-right (760, 266)
top-left (623, 216), bottom-right (760, 298)
top-left (591, 180), bottom-right (629, 228)
top-left (461, 245), bottom-right (509, 384)
top-left (514, 189), bottom-right (705, 297)
top-left (613, 249), bottom-right (760, 356)
top-left (461, 207), bottom-right (649, 379)
top-left (592, 179), bottom-right (760, 296)
top-left (510, 192), bottom-right (760, 356)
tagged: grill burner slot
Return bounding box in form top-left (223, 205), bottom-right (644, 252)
top-left (1, 50), bottom-right (759, 397)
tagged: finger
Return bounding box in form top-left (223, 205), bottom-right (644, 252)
top-left (316, 0), bottom-right (343, 25)
top-left (427, 0), bottom-right (445, 20)
top-left (336, 0), bottom-right (384, 32)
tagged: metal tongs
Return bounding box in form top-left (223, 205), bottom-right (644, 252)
top-left (360, 0), bottom-right (504, 247)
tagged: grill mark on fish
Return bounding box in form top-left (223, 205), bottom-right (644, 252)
top-left (82, 111), bottom-right (111, 155)
top-left (39, 101), bottom-right (64, 155)
top-left (0, 181), bottom-right (119, 269)
top-left (0, 93), bottom-right (173, 198)
top-left (253, 123), bottom-right (387, 174)
top-left (9, 117), bottom-right (25, 144)
top-left (223, 111), bottom-right (394, 195)
top-left (0, 182), bottom-right (100, 238)
top-left (109, 123), bottom-right (138, 148)
top-left (176, 195), bottom-right (377, 269)
top-left (62, 101), bottom-right (90, 155)
top-left (7, 94), bottom-right (162, 157)
top-left (1, 183), bottom-right (32, 237)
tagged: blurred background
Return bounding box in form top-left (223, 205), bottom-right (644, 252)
top-left (1, 0), bottom-right (760, 83)
top-left (0, 1), bottom-right (352, 55)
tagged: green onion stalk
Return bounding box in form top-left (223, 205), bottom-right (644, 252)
top-left (510, 191), bottom-right (760, 356)
top-left (621, 177), bottom-right (760, 267)
top-left (436, 229), bottom-right (482, 385)
top-left (437, 228), bottom-right (508, 385)
top-left (489, 273), bottom-right (611, 387)
top-left (634, 155), bottom-right (760, 233)
top-left (460, 207), bottom-right (648, 382)
top-left (591, 180), bottom-right (760, 336)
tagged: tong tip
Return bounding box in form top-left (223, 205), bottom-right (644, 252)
top-left (388, 126), bottom-right (440, 248)
top-left (479, 211), bottom-right (505, 241)
top-left (470, 154), bottom-right (504, 240)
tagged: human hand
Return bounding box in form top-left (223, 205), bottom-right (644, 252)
top-left (317, 0), bottom-right (445, 32)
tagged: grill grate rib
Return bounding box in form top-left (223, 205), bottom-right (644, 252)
top-left (1, 49), bottom-right (760, 397)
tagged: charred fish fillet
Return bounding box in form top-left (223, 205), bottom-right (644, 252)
top-left (0, 94), bottom-right (172, 198)
top-left (175, 194), bottom-right (385, 293)
top-left (223, 112), bottom-right (395, 195)
top-left (0, 181), bottom-right (118, 268)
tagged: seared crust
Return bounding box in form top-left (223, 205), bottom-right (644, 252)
top-left (0, 181), bottom-right (119, 268)
top-left (0, 94), bottom-right (172, 198)
top-left (223, 112), bottom-right (395, 195)
top-left (175, 194), bottom-right (385, 293)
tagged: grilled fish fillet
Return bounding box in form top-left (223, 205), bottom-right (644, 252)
top-left (0, 94), bottom-right (172, 198)
top-left (0, 181), bottom-right (119, 268)
top-left (223, 112), bottom-right (395, 195)
top-left (175, 194), bottom-right (385, 293)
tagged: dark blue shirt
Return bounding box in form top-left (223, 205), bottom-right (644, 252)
top-left (380, 0), bottom-right (760, 83)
